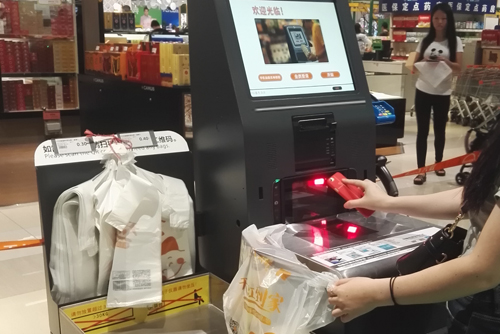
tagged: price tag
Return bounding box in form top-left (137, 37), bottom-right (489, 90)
top-left (39, 0), bottom-right (62, 4)
top-left (52, 137), bottom-right (93, 155)
top-left (96, 46), bottom-right (100, 51)
top-left (152, 47), bottom-right (157, 54)
top-left (119, 131), bottom-right (157, 149)
top-left (43, 110), bottom-right (60, 120)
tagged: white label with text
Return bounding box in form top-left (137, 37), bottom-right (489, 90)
top-left (54, 138), bottom-right (92, 155)
top-left (119, 131), bottom-right (156, 149)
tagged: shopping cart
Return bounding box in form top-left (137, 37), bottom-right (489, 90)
top-left (450, 65), bottom-right (500, 128)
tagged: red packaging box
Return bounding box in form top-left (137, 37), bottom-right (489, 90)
top-left (482, 30), bottom-right (500, 47)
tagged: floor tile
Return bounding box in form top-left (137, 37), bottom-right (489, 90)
top-left (0, 226), bottom-right (35, 243)
top-left (0, 289), bottom-right (50, 334)
top-left (0, 245), bottom-right (42, 262)
top-left (0, 202), bottom-right (41, 230)
top-left (0, 211), bottom-right (24, 233)
top-left (0, 251), bottom-right (46, 299)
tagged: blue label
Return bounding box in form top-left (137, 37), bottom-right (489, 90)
top-left (379, 0), bottom-right (496, 14)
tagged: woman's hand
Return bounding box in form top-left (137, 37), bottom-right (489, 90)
top-left (307, 53), bottom-right (318, 61)
top-left (342, 179), bottom-right (392, 211)
top-left (436, 56), bottom-right (451, 66)
top-left (328, 277), bottom-right (388, 323)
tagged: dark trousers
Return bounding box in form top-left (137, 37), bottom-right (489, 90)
top-left (415, 89), bottom-right (451, 168)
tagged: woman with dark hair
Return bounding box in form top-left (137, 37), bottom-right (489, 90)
top-left (355, 23), bottom-right (372, 55)
top-left (140, 6), bottom-right (152, 30)
top-left (412, 3), bottom-right (463, 185)
top-left (326, 120), bottom-right (500, 332)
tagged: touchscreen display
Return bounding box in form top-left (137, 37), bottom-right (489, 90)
top-left (229, 0), bottom-right (355, 97)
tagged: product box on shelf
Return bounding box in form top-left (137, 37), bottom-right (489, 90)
top-left (24, 83), bottom-right (33, 110)
top-left (483, 49), bottom-right (500, 66)
top-left (126, 43), bottom-right (149, 82)
top-left (140, 53), bottom-right (161, 86)
top-left (38, 79), bottom-right (49, 109)
top-left (82, 41), bottom-right (191, 88)
top-left (112, 13), bottom-right (120, 30)
top-left (160, 43), bottom-right (190, 74)
top-left (171, 54), bottom-right (190, 86)
top-left (128, 13), bottom-right (135, 30)
top-left (110, 51), bottom-right (127, 80)
top-left (104, 12), bottom-right (113, 30)
top-left (53, 40), bottom-right (77, 73)
top-left (102, 52), bottom-right (112, 74)
top-left (6, 1), bottom-right (21, 35)
top-left (120, 13), bottom-right (128, 31)
top-left (106, 12), bottom-right (135, 32)
top-left (482, 30), bottom-right (500, 47)
top-left (392, 16), bottom-right (404, 28)
top-left (417, 15), bottom-right (431, 28)
top-left (393, 30), bottom-right (407, 42)
top-left (50, 4), bottom-right (74, 37)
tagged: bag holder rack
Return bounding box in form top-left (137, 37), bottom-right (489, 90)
top-left (34, 131), bottom-right (227, 334)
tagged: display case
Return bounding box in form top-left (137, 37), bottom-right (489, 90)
top-left (0, 0), bottom-right (79, 113)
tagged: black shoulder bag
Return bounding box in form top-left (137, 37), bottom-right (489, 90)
top-left (396, 211), bottom-right (468, 275)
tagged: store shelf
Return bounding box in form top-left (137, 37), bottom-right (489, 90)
top-left (392, 26), bottom-right (429, 29)
top-left (0, 109), bottom-right (79, 119)
top-left (393, 40), bottom-right (420, 43)
top-left (456, 29), bottom-right (483, 33)
top-left (0, 34), bottom-right (74, 40)
top-left (3, 108), bottom-right (78, 113)
top-left (1, 73), bottom-right (78, 78)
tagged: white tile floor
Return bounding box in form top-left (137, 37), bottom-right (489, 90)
top-left (0, 116), bottom-right (471, 333)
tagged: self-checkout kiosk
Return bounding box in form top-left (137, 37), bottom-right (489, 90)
top-left (189, 0), bottom-right (445, 333)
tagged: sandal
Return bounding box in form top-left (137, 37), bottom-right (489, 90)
top-left (414, 174), bottom-right (427, 185)
top-left (435, 169), bottom-right (446, 177)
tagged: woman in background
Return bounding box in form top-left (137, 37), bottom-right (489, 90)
top-left (355, 23), bottom-right (372, 56)
top-left (140, 7), bottom-right (152, 30)
top-left (412, 3), bottom-right (463, 185)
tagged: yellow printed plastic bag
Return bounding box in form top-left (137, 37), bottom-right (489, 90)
top-left (225, 225), bottom-right (339, 334)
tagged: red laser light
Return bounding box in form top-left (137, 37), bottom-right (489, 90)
top-left (347, 226), bottom-right (358, 234)
top-left (313, 234), bottom-right (324, 246)
top-left (314, 178), bottom-right (325, 186)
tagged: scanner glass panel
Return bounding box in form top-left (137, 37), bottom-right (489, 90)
top-left (229, 0), bottom-right (355, 97)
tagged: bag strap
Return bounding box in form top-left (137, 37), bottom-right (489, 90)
top-left (444, 209), bottom-right (466, 238)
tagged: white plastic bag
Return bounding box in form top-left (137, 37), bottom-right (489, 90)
top-left (225, 225), bottom-right (339, 334)
top-left (50, 142), bottom-right (196, 307)
top-left (158, 175), bottom-right (196, 282)
top-left (104, 161), bottom-right (163, 308)
top-left (50, 170), bottom-right (109, 304)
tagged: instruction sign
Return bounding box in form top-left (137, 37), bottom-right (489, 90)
top-left (312, 227), bottom-right (440, 271)
top-left (62, 275), bottom-right (210, 333)
top-left (35, 131), bottom-right (188, 167)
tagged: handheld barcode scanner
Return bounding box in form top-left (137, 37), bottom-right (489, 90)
top-left (284, 25), bottom-right (311, 63)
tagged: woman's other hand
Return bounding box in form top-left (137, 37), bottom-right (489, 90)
top-left (436, 56), bottom-right (451, 66)
top-left (328, 277), bottom-right (387, 322)
top-left (342, 179), bottom-right (391, 212)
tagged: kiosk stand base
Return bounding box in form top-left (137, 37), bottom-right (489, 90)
top-left (58, 274), bottom-right (228, 334)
